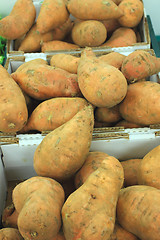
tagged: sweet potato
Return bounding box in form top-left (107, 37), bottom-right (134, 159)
top-left (50, 54), bottom-right (80, 74)
top-left (18, 23), bottom-right (55, 53)
top-left (21, 97), bottom-right (89, 132)
top-left (121, 159), bottom-right (141, 187)
top-left (77, 48), bottom-right (128, 107)
top-left (52, 229), bottom-right (66, 240)
top-left (137, 145), bottom-right (160, 189)
top-left (95, 105), bottom-right (122, 124)
top-left (74, 151), bottom-right (109, 188)
top-left (67, 0), bottom-right (123, 20)
top-left (34, 105), bottom-right (94, 182)
top-left (119, 81), bottom-right (160, 125)
top-left (0, 228), bottom-right (23, 240)
top-left (11, 62), bottom-right (81, 100)
top-left (101, 19), bottom-right (121, 34)
top-left (101, 27), bottom-right (137, 47)
top-left (0, 0), bottom-right (36, 40)
top-left (2, 203), bottom-right (18, 228)
top-left (50, 18), bottom-right (73, 41)
top-left (71, 20), bottom-right (107, 47)
top-left (110, 223), bottom-right (139, 240)
top-left (117, 185), bottom-right (160, 240)
top-left (99, 52), bottom-right (126, 69)
top-left (15, 58), bottom-right (48, 73)
top-left (62, 156), bottom-right (124, 240)
top-left (94, 121), bottom-right (114, 128)
top-left (0, 65), bottom-right (28, 133)
top-left (118, 0), bottom-right (144, 27)
top-left (115, 120), bottom-right (144, 128)
top-left (41, 40), bottom-right (79, 52)
top-left (121, 50), bottom-right (160, 82)
top-left (36, 0), bottom-right (69, 34)
top-left (12, 176), bottom-right (65, 240)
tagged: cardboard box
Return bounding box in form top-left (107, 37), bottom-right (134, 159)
top-left (6, 0), bottom-right (151, 58)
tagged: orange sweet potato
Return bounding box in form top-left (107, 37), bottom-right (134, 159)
top-left (99, 52), bottom-right (126, 69)
top-left (50, 54), bottom-right (80, 74)
top-left (0, 65), bottom-right (28, 133)
top-left (115, 120), bottom-right (144, 128)
top-left (118, 0), bottom-right (144, 27)
top-left (12, 176), bottom-right (65, 240)
top-left (21, 97), bottom-right (89, 132)
top-left (67, 0), bottom-right (123, 20)
top-left (119, 81), bottom-right (160, 125)
top-left (94, 121), bottom-right (114, 128)
top-left (0, 0), bottom-right (36, 40)
top-left (71, 20), bottom-right (107, 47)
top-left (18, 23), bottom-right (55, 53)
top-left (2, 203), bottom-right (18, 228)
top-left (121, 50), bottom-right (160, 82)
top-left (34, 105), bottom-right (94, 182)
top-left (137, 145), bottom-right (160, 190)
top-left (101, 19), bottom-right (121, 34)
top-left (95, 105), bottom-right (122, 124)
top-left (101, 27), bottom-right (137, 47)
top-left (0, 228), bottom-right (23, 240)
top-left (117, 185), bottom-right (160, 240)
top-left (36, 0), bottom-right (69, 34)
top-left (11, 62), bottom-right (81, 100)
top-left (74, 151), bottom-right (109, 188)
top-left (77, 48), bottom-right (128, 108)
top-left (41, 40), bottom-right (79, 52)
top-left (121, 159), bottom-right (141, 187)
top-left (62, 156), bottom-right (124, 240)
top-left (110, 223), bottom-right (139, 240)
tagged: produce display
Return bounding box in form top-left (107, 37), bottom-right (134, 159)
top-left (1, 47), bottom-right (160, 134)
top-left (0, 0), bottom-right (160, 240)
top-left (1, 138), bottom-right (160, 239)
top-left (1, 0), bottom-right (147, 52)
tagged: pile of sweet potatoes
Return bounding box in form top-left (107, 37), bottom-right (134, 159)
top-left (1, 0), bottom-right (145, 52)
top-left (1, 135), bottom-right (160, 239)
top-left (1, 48), bottom-right (160, 134)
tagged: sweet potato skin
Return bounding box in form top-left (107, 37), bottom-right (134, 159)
top-left (99, 52), bottom-right (126, 69)
top-left (0, 65), bottom-right (28, 133)
top-left (121, 159), bottom-right (141, 187)
top-left (62, 157), bottom-right (124, 240)
top-left (95, 105), bottom-right (122, 124)
top-left (72, 20), bottom-right (107, 47)
top-left (118, 0), bottom-right (144, 27)
top-left (78, 48), bottom-right (128, 108)
top-left (11, 63), bottom-right (81, 100)
top-left (2, 203), bottom-right (18, 228)
top-left (119, 81), bottom-right (160, 125)
top-left (110, 223), bottom-right (139, 240)
top-left (121, 50), bottom-right (160, 82)
top-left (36, 0), bottom-right (69, 33)
top-left (34, 105), bottom-right (94, 182)
top-left (67, 0), bottom-right (123, 20)
top-left (0, 0), bottom-right (36, 40)
top-left (137, 145), bottom-right (160, 189)
top-left (0, 228), bottom-right (23, 240)
top-left (12, 176), bottom-right (65, 240)
top-left (74, 151), bottom-right (109, 188)
top-left (101, 27), bottom-right (137, 47)
top-left (50, 54), bottom-right (80, 74)
top-left (41, 40), bottom-right (79, 52)
top-left (117, 185), bottom-right (160, 240)
top-left (21, 97), bottom-right (89, 132)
